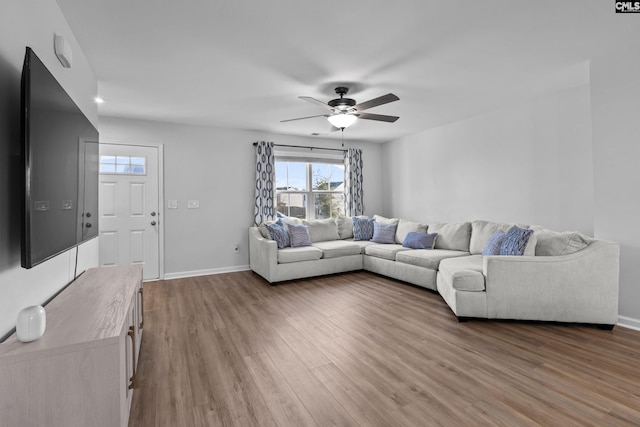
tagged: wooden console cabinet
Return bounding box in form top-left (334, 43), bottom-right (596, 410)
top-left (0, 265), bottom-right (143, 427)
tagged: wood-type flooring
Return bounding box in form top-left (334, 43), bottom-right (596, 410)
top-left (129, 270), bottom-right (640, 426)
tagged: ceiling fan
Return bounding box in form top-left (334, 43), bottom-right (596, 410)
top-left (281, 87), bottom-right (400, 129)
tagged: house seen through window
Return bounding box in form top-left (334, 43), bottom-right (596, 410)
top-left (275, 160), bottom-right (345, 220)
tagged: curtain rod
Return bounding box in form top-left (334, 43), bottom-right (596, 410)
top-left (252, 142), bottom-right (347, 153)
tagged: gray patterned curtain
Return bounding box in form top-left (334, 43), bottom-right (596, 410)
top-left (344, 148), bottom-right (364, 216)
top-left (254, 141), bottom-right (275, 226)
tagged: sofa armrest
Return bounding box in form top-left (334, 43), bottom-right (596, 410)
top-left (249, 227), bottom-right (278, 282)
top-left (482, 240), bottom-right (619, 324)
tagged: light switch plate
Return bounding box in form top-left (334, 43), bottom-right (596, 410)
top-left (187, 200), bottom-right (199, 209)
top-left (167, 200), bottom-right (178, 209)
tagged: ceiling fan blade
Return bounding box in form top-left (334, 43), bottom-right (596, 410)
top-left (280, 114), bottom-right (328, 123)
top-left (299, 96), bottom-right (334, 111)
top-left (355, 113), bottom-right (399, 123)
top-left (354, 93), bottom-right (399, 111)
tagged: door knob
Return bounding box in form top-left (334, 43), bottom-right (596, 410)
top-left (151, 212), bottom-right (156, 216)
top-left (86, 222), bottom-right (92, 228)
top-left (151, 221), bottom-right (156, 226)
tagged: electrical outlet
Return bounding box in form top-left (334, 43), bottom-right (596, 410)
top-left (233, 244), bottom-right (239, 254)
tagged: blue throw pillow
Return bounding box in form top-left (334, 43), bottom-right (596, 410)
top-left (482, 230), bottom-right (505, 255)
top-left (371, 222), bottom-right (397, 244)
top-left (499, 226), bottom-right (533, 256)
top-left (288, 223), bottom-right (312, 247)
top-left (402, 232), bottom-right (438, 249)
top-left (353, 217), bottom-right (375, 241)
top-left (266, 220), bottom-right (290, 249)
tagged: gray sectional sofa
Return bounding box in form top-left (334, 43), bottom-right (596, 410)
top-left (249, 216), bottom-right (619, 328)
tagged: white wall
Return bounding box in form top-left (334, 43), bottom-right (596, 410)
top-left (591, 48), bottom-right (640, 325)
top-left (98, 117), bottom-right (384, 278)
top-left (0, 0), bottom-right (99, 338)
top-left (382, 78), bottom-right (594, 233)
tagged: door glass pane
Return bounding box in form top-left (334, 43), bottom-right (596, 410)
top-left (100, 164), bottom-right (116, 173)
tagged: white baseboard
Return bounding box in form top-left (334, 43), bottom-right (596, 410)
top-left (163, 265), bottom-right (250, 280)
top-left (617, 315), bottom-right (640, 331)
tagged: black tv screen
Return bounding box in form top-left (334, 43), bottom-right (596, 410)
top-left (21, 47), bottom-right (99, 269)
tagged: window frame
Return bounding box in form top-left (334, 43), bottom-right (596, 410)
top-left (275, 154), bottom-right (345, 220)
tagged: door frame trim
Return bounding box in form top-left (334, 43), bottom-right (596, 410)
top-left (99, 140), bottom-right (165, 280)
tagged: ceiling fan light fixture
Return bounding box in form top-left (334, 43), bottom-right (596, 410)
top-left (327, 113), bottom-right (357, 129)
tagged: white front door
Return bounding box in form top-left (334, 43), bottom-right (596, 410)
top-left (99, 144), bottom-right (161, 280)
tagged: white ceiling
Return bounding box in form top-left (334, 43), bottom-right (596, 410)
top-left (55, 0), bottom-right (630, 143)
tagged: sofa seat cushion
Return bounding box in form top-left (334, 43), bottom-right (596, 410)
top-left (277, 246), bottom-right (323, 264)
top-left (312, 241), bottom-right (362, 259)
top-left (365, 244), bottom-right (411, 261)
top-left (344, 239), bottom-right (377, 253)
top-left (396, 249), bottom-right (470, 270)
top-left (438, 255), bottom-right (485, 291)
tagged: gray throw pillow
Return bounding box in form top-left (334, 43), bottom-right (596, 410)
top-left (402, 232), bottom-right (437, 249)
top-left (353, 217), bottom-right (375, 241)
top-left (288, 224), bottom-right (312, 247)
top-left (265, 220), bottom-right (290, 249)
top-left (371, 222), bottom-right (397, 244)
top-left (499, 226), bottom-right (533, 256)
top-left (482, 230), bottom-right (505, 255)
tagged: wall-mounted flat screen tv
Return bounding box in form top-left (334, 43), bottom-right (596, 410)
top-left (21, 47), bottom-right (99, 269)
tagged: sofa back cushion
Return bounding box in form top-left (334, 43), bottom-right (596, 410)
top-left (429, 222), bottom-right (471, 251)
top-left (470, 220), bottom-right (514, 255)
top-left (530, 226), bottom-right (593, 256)
top-left (303, 218), bottom-right (340, 243)
top-left (395, 219), bottom-right (428, 244)
top-left (335, 216), bottom-right (354, 239)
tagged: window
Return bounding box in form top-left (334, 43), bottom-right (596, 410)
top-left (99, 155), bottom-right (146, 175)
top-left (275, 160), bottom-right (345, 219)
